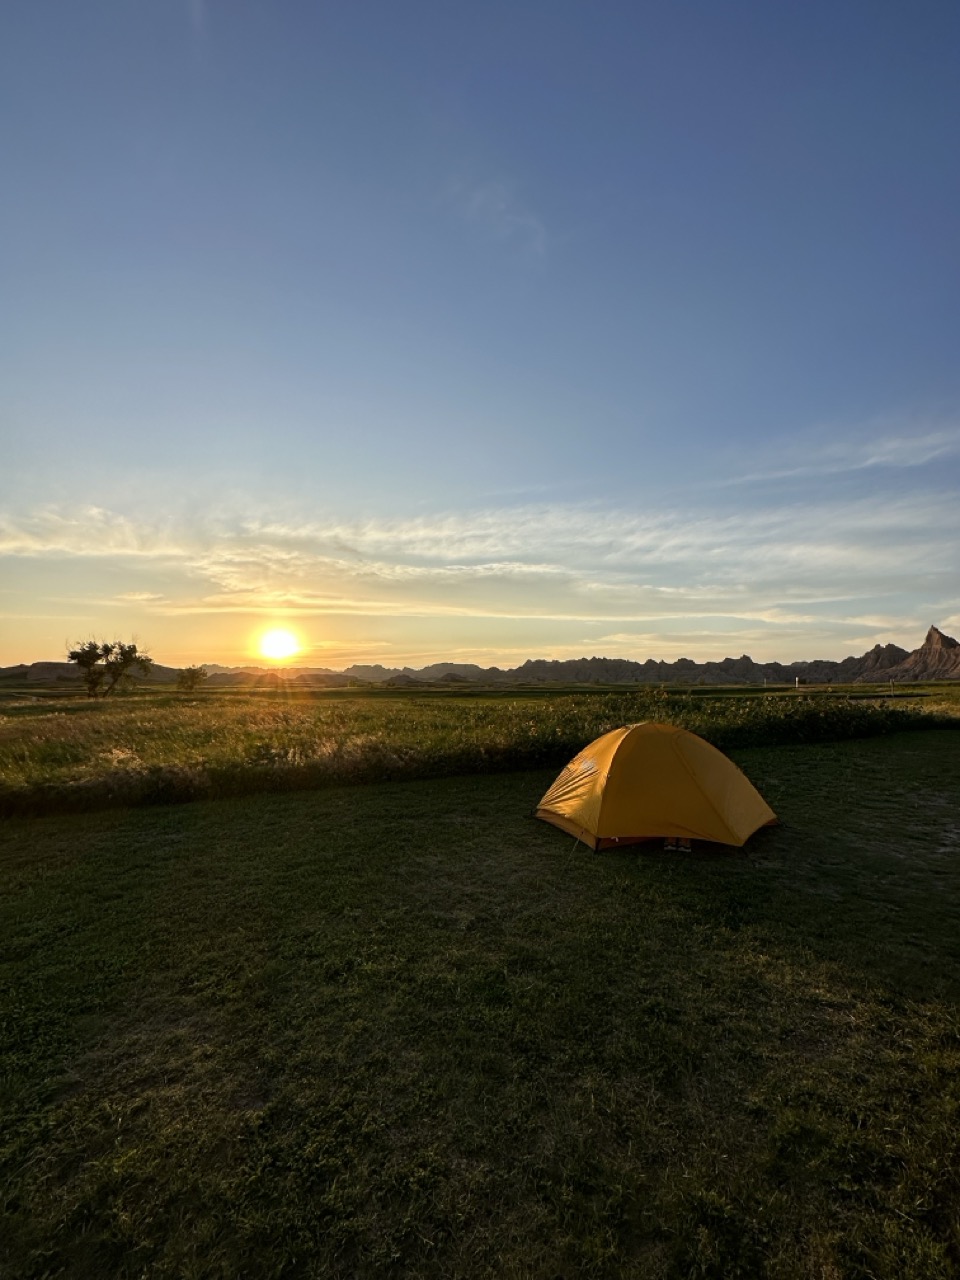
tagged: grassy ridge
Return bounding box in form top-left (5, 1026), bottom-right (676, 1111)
top-left (2, 733), bottom-right (959, 1277)
top-left (1, 686), bottom-right (955, 816)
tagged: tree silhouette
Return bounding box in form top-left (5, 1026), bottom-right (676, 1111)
top-left (67, 640), bottom-right (153, 697)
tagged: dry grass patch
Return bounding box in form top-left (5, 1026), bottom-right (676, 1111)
top-left (2, 685), bottom-right (953, 816)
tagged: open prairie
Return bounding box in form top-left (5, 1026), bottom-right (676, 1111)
top-left (2, 702), bottom-right (960, 1277)
top-left (1, 682), bottom-right (957, 817)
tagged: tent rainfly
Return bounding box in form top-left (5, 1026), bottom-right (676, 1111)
top-left (536, 721), bottom-right (776, 850)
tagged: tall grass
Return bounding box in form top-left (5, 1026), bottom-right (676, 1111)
top-left (0, 687), bottom-right (953, 816)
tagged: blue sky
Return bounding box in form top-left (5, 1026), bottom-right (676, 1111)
top-left (2, 1), bottom-right (959, 667)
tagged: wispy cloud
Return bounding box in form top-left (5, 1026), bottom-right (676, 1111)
top-left (1, 490), bottom-right (956, 661)
top-left (725, 426), bottom-right (960, 486)
top-left (0, 507), bottom-right (183, 558)
top-left (3, 495), bottom-right (956, 582)
top-left (453, 179), bottom-right (547, 257)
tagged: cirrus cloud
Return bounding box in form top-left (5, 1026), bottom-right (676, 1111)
top-left (1, 490), bottom-right (957, 663)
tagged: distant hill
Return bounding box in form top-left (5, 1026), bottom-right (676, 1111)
top-left (411, 662), bottom-right (506, 681)
top-left (0, 661), bottom-right (181, 684)
top-left (4, 627), bottom-right (958, 688)
top-left (877, 626), bottom-right (960, 682)
top-left (341, 664), bottom-right (408, 681)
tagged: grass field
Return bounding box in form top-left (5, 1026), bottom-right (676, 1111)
top-left (2, 683), bottom-right (956, 817)
top-left (2, 729), bottom-right (959, 1277)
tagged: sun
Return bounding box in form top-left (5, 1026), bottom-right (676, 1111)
top-left (259, 628), bottom-right (301, 661)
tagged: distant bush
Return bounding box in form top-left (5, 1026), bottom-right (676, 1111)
top-left (176, 665), bottom-right (209, 693)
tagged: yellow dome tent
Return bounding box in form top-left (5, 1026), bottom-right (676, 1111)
top-left (536, 722), bottom-right (776, 849)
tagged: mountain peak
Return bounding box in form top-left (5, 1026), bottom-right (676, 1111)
top-left (924, 625), bottom-right (958, 650)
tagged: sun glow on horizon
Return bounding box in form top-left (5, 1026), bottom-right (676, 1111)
top-left (259, 628), bottom-right (301, 661)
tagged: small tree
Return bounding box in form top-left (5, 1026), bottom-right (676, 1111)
top-left (67, 640), bottom-right (109, 698)
top-left (67, 639), bottom-right (153, 697)
top-left (177, 665), bottom-right (209, 693)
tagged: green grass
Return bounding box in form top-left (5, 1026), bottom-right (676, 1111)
top-left (2, 731), bottom-right (959, 1277)
top-left (2, 684), bottom-right (955, 816)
